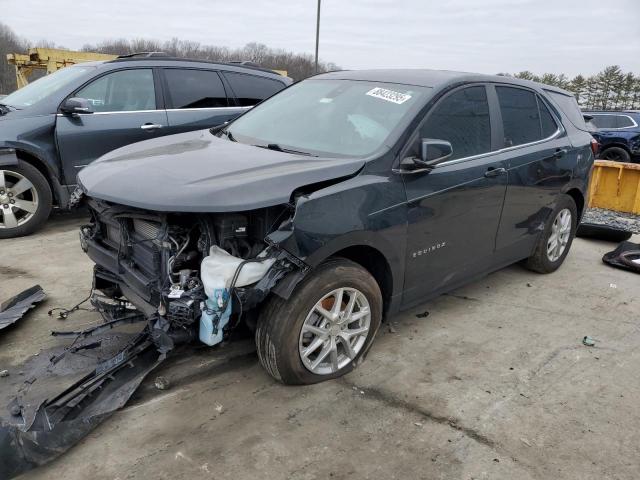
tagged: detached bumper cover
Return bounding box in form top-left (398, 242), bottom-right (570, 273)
top-left (0, 329), bottom-right (165, 479)
top-left (0, 285), bottom-right (46, 331)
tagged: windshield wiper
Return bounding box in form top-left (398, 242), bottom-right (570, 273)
top-left (0, 103), bottom-right (14, 115)
top-left (220, 129), bottom-right (237, 142)
top-left (254, 143), bottom-right (317, 157)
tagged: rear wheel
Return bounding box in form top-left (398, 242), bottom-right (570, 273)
top-left (256, 258), bottom-right (382, 385)
top-left (600, 146), bottom-right (631, 163)
top-left (525, 194), bottom-right (577, 273)
top-left (0, 161), bottom-right (52, 239)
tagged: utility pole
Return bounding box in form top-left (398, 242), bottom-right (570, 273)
top-left (314, 0), bottom-right (321, 74)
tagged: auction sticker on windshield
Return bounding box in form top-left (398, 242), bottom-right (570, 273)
top-left (366, 87), bottom-right (412, 104)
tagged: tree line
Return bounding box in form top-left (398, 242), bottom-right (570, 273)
top-left (1, 21), bottom-right (638, 111)
top-left (0, 22), bottom-right (338, 93)
top-left (502, 66), bottom-right (640, 110)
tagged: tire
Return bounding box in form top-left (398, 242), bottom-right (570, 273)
top-left (600, 146), bottom-right (631, 163)
top-left (525, 194), bottom-right (578, 273)
top-left (256, 258), bottom-right (382, 385)
top-left (0, 161), bottom-right (52, 239)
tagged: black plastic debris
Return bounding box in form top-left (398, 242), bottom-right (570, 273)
top-left (0, 285), bottom-right (46, 331)
top-left (582, 336), bottom-right (596, 347)
top-left (603, 241), bottom-right (640, 274)
top-left (576, 223), bottom-right (633, 243)
top-left (0, 324), bottom-right (167, 479)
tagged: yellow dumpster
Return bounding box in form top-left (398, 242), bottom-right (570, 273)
top-left (588, 160), bottom-right (640, 214)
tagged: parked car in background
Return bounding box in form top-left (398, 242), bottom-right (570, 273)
top-left (76, 69), bottom-right (595, 385)
top-left (583, 110), bottom-right (640, 163)
top-left (0, 53), bottom-right (292, 238)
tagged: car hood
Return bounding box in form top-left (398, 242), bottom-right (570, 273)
top-left (78, 129), bottom-right (366, 212)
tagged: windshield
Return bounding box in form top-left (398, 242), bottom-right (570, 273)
top-left (2, 65), bottom-right (96, 109)
top-left (226, 79), bottom-right (429, 157)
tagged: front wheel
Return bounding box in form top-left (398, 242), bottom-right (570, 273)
top-left (256, 258), bottom-right (382, 385)
top-left (0, 161), bottom-right (52, 239)
top-left (525, 194), bottom-right (577, 273)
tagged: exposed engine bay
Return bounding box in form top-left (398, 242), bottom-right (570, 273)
top-left (79, 197), bottom-right (306, 348)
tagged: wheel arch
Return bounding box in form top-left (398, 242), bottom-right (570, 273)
top-left (600, 142), bottom-right (632, 155)
top-left (13, 149), bottom-right (66, 207)
top-left (565, 187), bottom-right (585, 219)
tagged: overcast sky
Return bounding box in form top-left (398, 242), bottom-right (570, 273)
top-left (2, 0), bottom-right (639, 76)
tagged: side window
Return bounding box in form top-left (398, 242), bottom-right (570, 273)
top-left (164, 69), bottom-right (228, 109)
top-left (496, 86), bottom-right (544, 147)
top-left (76, 69), bottom-right (156, 112)
top-left (591, 115), bottom-right (617, 129)
top-left (616, 115), bottom-right (635, 128)
top-left (538, 97), bottom-right (558, 138)
top-left (420, 85), bottom-right (491, 160)
top-left (223, 72), bottom-right (285, 106)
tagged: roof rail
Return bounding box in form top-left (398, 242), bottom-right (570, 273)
top-left (116, 52), bottom-right (169, 59)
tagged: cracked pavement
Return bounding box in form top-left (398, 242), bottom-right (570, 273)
top-left (1, 211), bottom-right (639, 480)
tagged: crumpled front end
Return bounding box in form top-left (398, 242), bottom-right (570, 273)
top-left (79, 197), bottom-right (306, 349)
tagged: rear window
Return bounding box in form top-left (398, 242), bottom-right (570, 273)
top-left (496, 86), bottom-right (557, 147)
top-left (590, 115), bottom-right (618, 129)
top-left (616, 115), bottom-right (636, 128)
top-left (164, 69), bottom-right (228, 108)
top-left (223, 72), bottom-right (285, 106)
top-left (545, 90), bottom-right (587, 131)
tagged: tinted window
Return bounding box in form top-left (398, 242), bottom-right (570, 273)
top-left (497, 86), bottom-right (544, 147)
top-left (545, 90), bottom-right (587, 130)
top-left (164, 69), bottom-right (228, 108)
top-left (590, 115), bottom-right (618, 129)
top-left (76, 69), bottom-right (155, 112)
top-left (539, 98), bottom-right (558, 138)
top-left (420, 86), bottom-right (491, 160)
top-left (223, 72), bottom-right (285, 106)
top-left (616, 115), bottom-right (635, 128)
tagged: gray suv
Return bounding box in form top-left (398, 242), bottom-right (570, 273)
top-left (0, 54), bottom-right (292, 238)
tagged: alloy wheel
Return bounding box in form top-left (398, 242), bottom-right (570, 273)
top-left (298, 287), bottom-right (371, 375)
top-left (0, 170), bottom-right (39, 230)
top-left (547, 208), bottom-right (572, 262)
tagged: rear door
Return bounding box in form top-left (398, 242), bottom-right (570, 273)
top-left (401, 84), bottom-right (508, 305)
top-left (55, 68), bottom-right (167, 184)
top-left (161, 68), bottom-right (246, 135)
top-left (493, 85), bottom-right (574, 252)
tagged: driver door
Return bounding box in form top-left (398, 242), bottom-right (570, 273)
top-left (401, 84), bottom-right (508, 306)
top-left (55, 68), bottom-right (167, 185)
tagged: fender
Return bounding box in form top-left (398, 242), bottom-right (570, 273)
top-left (0, 148), bottom-right (18, 166)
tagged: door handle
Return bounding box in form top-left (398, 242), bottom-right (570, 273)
top-left (554, 148), bottom-right (567, 158)
top-left (140, 123), bottom-right (163, 130)
top-left (484, 167), bottom-right (506, 178)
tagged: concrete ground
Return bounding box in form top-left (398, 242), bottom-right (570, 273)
top-left (1, 211), bottom-right (639, 480)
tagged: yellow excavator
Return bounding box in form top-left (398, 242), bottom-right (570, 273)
top-left (6, 48), bottom-right (117, 89)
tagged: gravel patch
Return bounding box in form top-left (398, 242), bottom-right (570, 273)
top-left (582, 207), bottom-right (640, 234)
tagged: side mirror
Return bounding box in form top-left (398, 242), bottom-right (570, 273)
top-left (420, 138), bottom-right (453, 165)
top-left (61, 97), bottom-right (93, 115)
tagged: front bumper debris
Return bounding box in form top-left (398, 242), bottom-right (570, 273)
top-left (0, 318), bottom-right (166, 479)
top-left (0, 285), bottom-right (46, 332)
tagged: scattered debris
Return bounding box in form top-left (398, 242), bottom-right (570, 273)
top-left (0, 285), bottom-right (46, 332)
top-left (416, 311), bottom-right (430, 318)
top-left (609, 283), bottom-right (617, 289)
top-left (0, 326), bottom-right (168, 479)
top-left (388, 323), bottom-right (397, 333)
top-left (526, 282), bottom-right (533, 287)
top-left (154, 376), bottom-right (170, 390)
top-left (520, 437), bottom-right (532, 447)
top-left (603, 241), bottom-right (640, 274)
top-left (215, 403), bottom-right (224, 413)
top-left (493, 458), bottom-right (500, 463)
top-left (576, 223), bottom-right (633, 242)
top-left (0, 370), bottom-right (8, 378)
top-left (414, 422), bottom-right (423, 427)
top-left (582, 336), bottom-right (596, 347)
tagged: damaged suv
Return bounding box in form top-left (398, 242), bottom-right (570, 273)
top-left (76, 69), bottom-right (595, 385)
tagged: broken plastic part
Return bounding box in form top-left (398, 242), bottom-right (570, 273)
top-left (0, 325), bottom-right (167, 479)
top-left (0, 285), bottom-right (46, 332)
